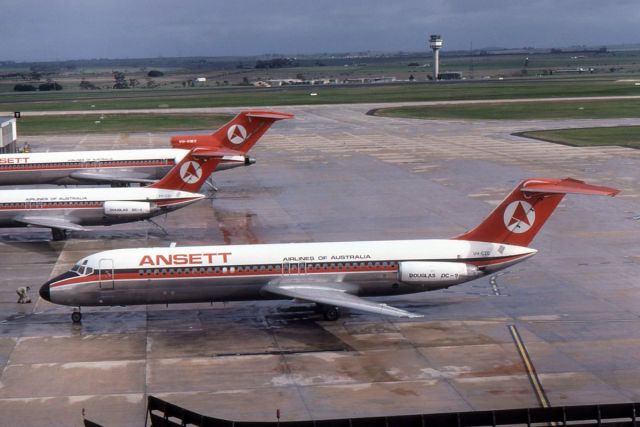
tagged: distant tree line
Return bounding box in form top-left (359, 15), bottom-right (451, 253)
top-left (2, 71), bottom-right (53, 81)
top-left (38, 82), bottom-right (62, 91)
top-left (14, 82), bottom-right (63, 91)
top-left (80, 79), bottom-right (99, 90)
top-left (13, 84), bottom-right (36, 91)
top-left (111, 71), bottom-right (143, 89)
top-left (255, 58), bottom-right (297, 69)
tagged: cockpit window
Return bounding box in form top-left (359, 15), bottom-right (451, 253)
top-left (70, 262), bottom-right (93, 275)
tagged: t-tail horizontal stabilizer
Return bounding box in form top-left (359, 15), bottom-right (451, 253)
top-left (455, 177), bottom-right (619, 247)
top-left (170, 110), bottom-right (294, 152)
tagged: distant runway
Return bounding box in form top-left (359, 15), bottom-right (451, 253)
top-left (0, 103), bottom-right (638, 426)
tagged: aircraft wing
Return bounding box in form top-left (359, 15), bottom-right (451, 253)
top-left (15, 216), bottom-right (86, 231)
top-left (263, 282), bottom-right (423, 318)
top-left (70, 171), bottom-right (156, 185)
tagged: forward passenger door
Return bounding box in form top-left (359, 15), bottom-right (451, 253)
top-left (98, 258), bottom-right (115, 290)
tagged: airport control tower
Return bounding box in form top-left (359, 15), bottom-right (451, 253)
top-left (429, 34), bottom-right (443, 80)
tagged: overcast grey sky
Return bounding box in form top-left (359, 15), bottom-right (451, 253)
top-left (2, 0), bottom-right (639, 62)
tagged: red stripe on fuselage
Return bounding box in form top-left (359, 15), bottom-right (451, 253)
top-left (0, 160), bottom-right (175, 172)
top-left (50, 265), bottom-right (399, 288)
top-left (0, 197), bottom-right (200, 212)
top-left (467, 253), bottom-right (531, 268)
top-left (155, 197), bottom-right (202, 207)
top-left (0, 203), bottom-right (103, 211)
top-left (48, 253), bottom-right (533, 290)
top-left (0, 157), bottom-right (241, 174)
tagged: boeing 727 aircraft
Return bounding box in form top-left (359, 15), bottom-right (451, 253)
top-left (0, 111), bottom-right (292, 186)
top-left (39, 178), bottom-right (618, 322)
top-left (0, 146), bottom-right (226, 240)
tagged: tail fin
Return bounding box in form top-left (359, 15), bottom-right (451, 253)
top-left (170, 111), bottom-right (294, 153)
top-left (454, 178), bottom-right (619, 246)
top-left (149, 148), bottom-right (225, 192)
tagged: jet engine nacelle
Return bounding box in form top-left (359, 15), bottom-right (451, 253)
top-left (104, 201), bottom-right (152, 217)
top-left (398, 261), bottom-right (482, 287)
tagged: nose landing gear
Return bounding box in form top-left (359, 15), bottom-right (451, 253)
top-left (71, 308), bottom-right (82, 323)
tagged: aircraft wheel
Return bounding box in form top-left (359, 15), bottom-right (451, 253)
top-left (71, 311), bottom-right (82, 323)
top-left (322, 306), bottom-right (341, 321)
top-left (52, 229), bottom-right (67, 241)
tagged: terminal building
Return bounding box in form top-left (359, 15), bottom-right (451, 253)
top-left (0, 116), bottom-right (18, 154)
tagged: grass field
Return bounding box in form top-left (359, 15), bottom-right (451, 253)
top-left (17, 113), bottom-right (233, 135)
top-left (1, 80), bottom-right (639, 112)
top-left (517, 126), bottom-right (640, 149)
top-left (373, 98), bottom-right (640, 120)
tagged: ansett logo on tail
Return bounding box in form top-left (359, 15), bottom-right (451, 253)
top-left (227, 124), bottom-right (247, 145)
top-left (180, 161), bottom-right (203, 184)
top-left (503, 200), bottom-right (535, 233)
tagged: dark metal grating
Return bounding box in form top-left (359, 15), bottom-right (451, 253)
top-left (147, 395), bottom-right (640, 427)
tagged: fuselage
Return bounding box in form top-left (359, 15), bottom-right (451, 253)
top-left (41, 239), bottom-right (536, 307)
top-left (0, 148), bottom-right (251, 185)
top-left (0, 186), bottom-right (203, 228)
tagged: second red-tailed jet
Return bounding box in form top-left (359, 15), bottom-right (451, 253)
top-left (0, 146), bottom-right (229, 240)
top-left (0, 111), bottom-right (292, 186)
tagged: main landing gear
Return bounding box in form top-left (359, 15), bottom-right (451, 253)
top-left (71, 308), bottom-right (82, 324)
top-left (147, 218), bottom-right (168, 235)
top-left (51, 228), bottom-right (68, 241)
top-left (204, 176), bottom-right (218, 193)
top-left (316, 304), bottom-right (341, 321)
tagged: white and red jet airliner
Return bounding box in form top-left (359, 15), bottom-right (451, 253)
top-left (0, 111), bottom-right (292, 186)
top-left (39, 178), bottom-right (618, 322)
top-left (0, 145), bottom-right (230, 240)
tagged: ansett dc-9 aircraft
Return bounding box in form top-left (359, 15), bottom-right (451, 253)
top-left (0, 111), bottom-right (292, 186)
top-left (0, 146), bottom-right (227, 240)
top-left (41, 178), bottom-right (618, 323)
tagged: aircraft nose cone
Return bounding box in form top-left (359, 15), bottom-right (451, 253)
top-left (39, 283), bottom-right (51, 302)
